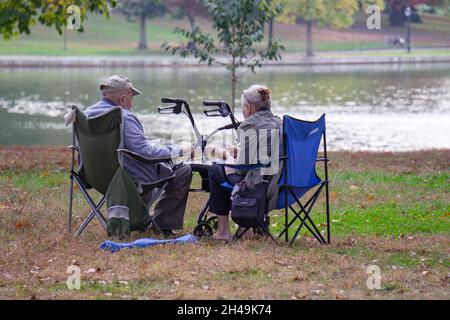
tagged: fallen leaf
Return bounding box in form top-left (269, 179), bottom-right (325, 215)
top-left (330, 191), bottom-right (338, 200)
top-left (293, 274), bottom-right (305, 281)
top-left (15, 219), bottom-right (32, 229)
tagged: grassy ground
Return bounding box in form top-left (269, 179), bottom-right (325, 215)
top-left (1, 13), bottom-right (450, 56)
top-left (0, 146), bottom-right (449, 299)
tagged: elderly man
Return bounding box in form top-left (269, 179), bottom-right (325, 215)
top-left (84, 75), bottom-right (192, 237)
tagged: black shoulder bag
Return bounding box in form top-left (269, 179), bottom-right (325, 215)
top-left (230, 179), bottom-right (269, 228)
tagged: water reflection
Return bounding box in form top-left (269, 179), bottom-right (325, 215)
top-left (0, 64), bottom-right (449, 151)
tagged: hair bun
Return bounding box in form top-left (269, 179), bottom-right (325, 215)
top-left (258, 87), bottom-right (272, 102)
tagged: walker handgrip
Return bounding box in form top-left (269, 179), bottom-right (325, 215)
top-left (162, 97), bottom-right (184, 104)
top-left (203, 101), bottom-right (222, 107)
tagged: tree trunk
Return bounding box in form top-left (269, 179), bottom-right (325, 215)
top-left (187, 14), bottom-right (196, 49)
top-left (306, 20), bottom-right (314, 57)
top-left (138, 12), bottom-right (147, 50)
top-left (231, 63), bottom-right (237, 113)
top-left (268, 18), bottom-right (274, 49)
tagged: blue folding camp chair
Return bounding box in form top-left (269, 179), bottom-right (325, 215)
top-left (277, 114), bottom-right (330, 246)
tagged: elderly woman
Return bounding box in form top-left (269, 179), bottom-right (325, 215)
top-left (208, 84), bottom-right (282, 241)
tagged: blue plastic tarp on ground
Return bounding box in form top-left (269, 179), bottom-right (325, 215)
top-left (99, 234), bottom-right (197, 252)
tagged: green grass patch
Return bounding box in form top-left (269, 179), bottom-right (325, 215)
top-left (0, 170), bottom-right (66, 191)
top-left (217, 269), bottom-right (272, 282)
top-left (1, 167), bottom-right (448, 238)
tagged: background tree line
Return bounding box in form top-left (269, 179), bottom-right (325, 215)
top-left (2, 1), bottom-right (448, 55)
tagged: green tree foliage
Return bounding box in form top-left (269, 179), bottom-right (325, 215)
top-left (165, 0), bottom-right (209, 49)
top-left (277, 0), bottom-right (384, 56)
top-left (118, 0), bottom-right (165, 49)
top-left (162, 0), bottom-right (285, 111)
top-left (0, 0), bottom-right (115, 40)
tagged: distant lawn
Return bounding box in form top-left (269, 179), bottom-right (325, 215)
top-left (1, 13), bottom-right (450, 56)
top-left (0, 14), bottom-right (191, 56)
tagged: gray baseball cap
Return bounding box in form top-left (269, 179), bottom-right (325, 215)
top-left (99, 75), bottom-right (142, 96)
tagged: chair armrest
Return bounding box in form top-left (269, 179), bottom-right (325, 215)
top-left (316, 157), bottom-right (329, 162)
top-left (214, 161), bottom-right (272, 170)
top-left (68, 145), bottom-right (79, 152)
top-left (117, 149), bottom-right (173, 164)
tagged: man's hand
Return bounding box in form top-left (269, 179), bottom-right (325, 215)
top-left (205, 145), bottom-right (234, 160)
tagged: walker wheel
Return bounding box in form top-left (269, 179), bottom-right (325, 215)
top-left (193, 222), bottom-right (213, 238)
top-left (206, 216), bottom-right (218, 230)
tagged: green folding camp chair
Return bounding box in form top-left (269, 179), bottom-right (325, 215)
top-left (66, 105), bottom-right (175, 236)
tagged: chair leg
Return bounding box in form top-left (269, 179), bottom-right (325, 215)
top-left (294, 193), bottom-right (326, 244)
top-left (72, 176), bottom-right (107, 236)
top-left (233, 227), bottom-right (251, 241)
top-left (288, 203), bottom-right (326, 245)
top-left (325, 181), bottom-right (331, 244)
top-left (69, 173), bottom-right (107, 237)
top-left (75, 196), bottom-right (106, 236)
top-left (144, 182), bottom-right (169, 235)
top-left (68, 174), bottom-right (74, 236)
top-left (280, 185), bottom-right (327, 245)
top-left (75, 211), bottom-right (95, 236)
top-left (284, 188), bottom-right (289, 243)
top-left (286, 206), bottom-right (325, 244)
top-left (257, 225), bottom-right (277, 243)
top-left (278, 187), bottom-right (317, 239)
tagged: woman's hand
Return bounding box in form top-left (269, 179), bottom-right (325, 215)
top-left (226, 145), bottom-right (239, 159)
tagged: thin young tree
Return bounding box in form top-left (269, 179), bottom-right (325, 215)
top-left (163, 0), bottom-right (285, 111)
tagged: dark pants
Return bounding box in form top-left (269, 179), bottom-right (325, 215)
top-left (141, 163), bottom-right (192, 230)
top-left (208, 164), bottom-right (243, 216)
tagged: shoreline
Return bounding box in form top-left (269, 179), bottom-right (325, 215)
top-left (2, 52), bottom-right (450, 68)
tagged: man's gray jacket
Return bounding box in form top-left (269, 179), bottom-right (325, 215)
top-left (84, 98), bottom-right (180, 189)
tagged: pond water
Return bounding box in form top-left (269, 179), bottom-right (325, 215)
top-left (0, 64), bottom-right (449, 151)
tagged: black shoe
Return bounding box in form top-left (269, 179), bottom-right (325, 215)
top-left (161, 229), bottom-right (176, 238)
